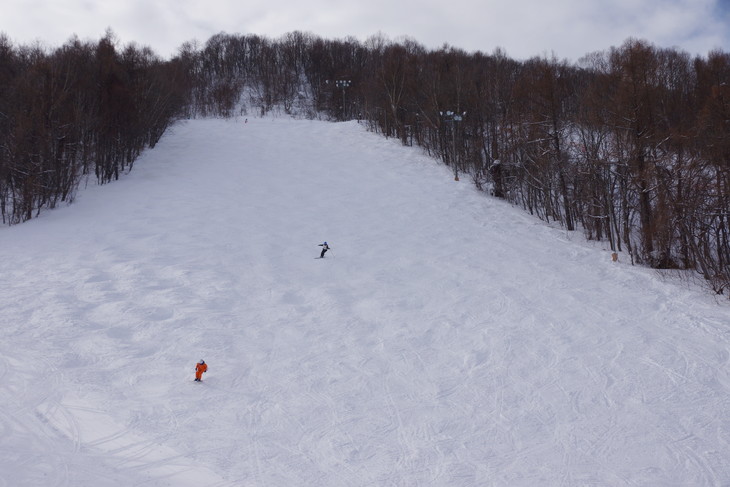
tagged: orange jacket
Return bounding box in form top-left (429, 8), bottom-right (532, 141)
top-left (196, 362), bottom-right (208, 374)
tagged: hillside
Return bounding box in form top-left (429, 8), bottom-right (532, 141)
top-left (1, 117), bottom-right (729, 486)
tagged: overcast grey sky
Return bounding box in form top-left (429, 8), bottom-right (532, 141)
top-left (3, 0), bottom-right (729, 60)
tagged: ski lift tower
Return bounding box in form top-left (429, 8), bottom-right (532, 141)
top-left (440, 110), bottom-right (466, 181)
top-left (336, 79), bottom-right (351, 120)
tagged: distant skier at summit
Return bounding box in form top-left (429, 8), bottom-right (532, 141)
top-left (318, 241), bottom-right (330, 258)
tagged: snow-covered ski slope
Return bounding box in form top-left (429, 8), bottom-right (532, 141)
top-left (2, 118), bottom-right (730, 486)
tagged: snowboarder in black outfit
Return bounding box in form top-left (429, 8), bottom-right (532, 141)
top-left (318, 241), bottom-right (330, 258)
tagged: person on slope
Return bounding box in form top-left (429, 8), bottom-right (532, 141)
top-left (318, 241), bottom-right (330, 258)
top-left (195, 360), bottom-right (208, 381)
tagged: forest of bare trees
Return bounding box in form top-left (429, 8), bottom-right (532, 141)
top-left (0, 30), bottom-right (188, 224)
top-left (1, 30), bottom-right (729, 294)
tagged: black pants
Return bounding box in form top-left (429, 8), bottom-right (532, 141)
top-left (320, 248), bottom-right (328, 258)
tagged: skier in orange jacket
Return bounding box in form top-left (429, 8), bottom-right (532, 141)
top-left (195, 360), bottom-right (208, 381)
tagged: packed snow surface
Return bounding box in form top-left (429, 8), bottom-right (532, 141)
top-left (2, 118), bottom-right (730, 486)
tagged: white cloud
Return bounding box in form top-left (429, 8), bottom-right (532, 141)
top-left (0, 0), bottom-right (727, 59)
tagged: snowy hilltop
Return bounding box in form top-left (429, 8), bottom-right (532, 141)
top-left (1, 117), bottom-right (729, 486)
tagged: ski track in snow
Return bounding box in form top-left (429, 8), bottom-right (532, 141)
top-left (1, 117), bottom-right (730, 485)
